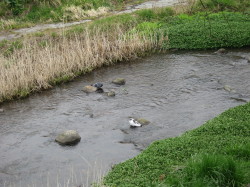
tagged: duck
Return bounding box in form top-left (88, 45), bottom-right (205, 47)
top-left (92, 82), bottom-right (103, 88)
top-left (129, 118), bottom-right (142, 127)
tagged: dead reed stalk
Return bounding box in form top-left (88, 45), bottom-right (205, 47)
top-left (0, 26), bottom-right (165, 102)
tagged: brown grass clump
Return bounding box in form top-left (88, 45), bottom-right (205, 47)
top-left (63, 6), bottom-right (110, 20)
top-left (0, 26), bottom-right (165, 102)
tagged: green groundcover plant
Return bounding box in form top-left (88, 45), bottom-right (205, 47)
top-left (104, 102), bottom-right (250, 186)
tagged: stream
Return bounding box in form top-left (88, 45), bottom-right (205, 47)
top-left (0, 49), bottom-right (249, 186)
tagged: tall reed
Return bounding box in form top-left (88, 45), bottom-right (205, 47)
top-left (0, 26), bottom-right (165, 102)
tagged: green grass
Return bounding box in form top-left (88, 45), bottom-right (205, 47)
top-left (130, 11), bottom-right (250, 50)
top-left (165, 12), bottom-right (250, 49)
top-left (193, 0), bottom-right (250, 12)
top-left (67, 8), bottom-right (250, 50)
top-left (104, 102), bottom-right (250, 186)
top-left (1, 9), bottom-right (249, 57)
top-left (1, 0), bottom-right (249, 32)
top-left (165, 153), bottom-right (245, 187)
top-left (0, 0), bottom-right (147, 30)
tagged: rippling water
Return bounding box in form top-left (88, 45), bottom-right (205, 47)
top-left (0, 49), bottom-right (249, 186)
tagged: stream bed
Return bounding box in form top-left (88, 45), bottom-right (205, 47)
top-left (0, 49), bottom-right (250, 186)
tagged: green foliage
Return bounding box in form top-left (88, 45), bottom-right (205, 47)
top-left (155, 7), bottom-right (175, 20)
top-left (136, 9), bottom-right (156, 21)
top-left (136, 7), bottom-right (175, 22)
top-left (104, 102), bottom-right (250, 186)
top-left (87, 14), bottom-right (138, 32)
top-left (0, 2), bottom-right (9, 17)
top-left (133, 22), bottom-right (162, 34)
top-left (226, 143), bottom-right (250, 161)
top-left (0, 0), bottom-right (130, 21)
top-left (168, 154), bottom-right (244, 186)
top-left (4, 0), bottom-right (24, 15)
top-left (164, 12), bottom-right (250, 49)
top-left (194, 0), bottom-right (250, 12)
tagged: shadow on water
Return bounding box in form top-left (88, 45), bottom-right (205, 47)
top-left (0, 48), bottom-right (250, 186)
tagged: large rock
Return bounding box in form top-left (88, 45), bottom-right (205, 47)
top-left (112, 78), bottom-right (126, 85)
top-left (0, 109), bottom-right (4, 113)
top-left (83, 85), bottom-right (97, 93)
top-left (55, 130), bottom-right (81, 145)
top-left (137, 118), bottom-right (151, 126)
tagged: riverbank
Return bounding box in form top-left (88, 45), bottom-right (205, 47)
top-left (0, 0), bottom-right (249, 104)
top-left (104, 102), bottom-right (250, 186)
top-left (0, 0), bottom-right (146, 31)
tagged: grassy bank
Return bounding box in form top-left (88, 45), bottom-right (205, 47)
top-left (0, 0), bottom-right (144, 31)
top-left (0, 0), bottom-right (250, 103)
top-left (104, 102), bottom-right (250, 186)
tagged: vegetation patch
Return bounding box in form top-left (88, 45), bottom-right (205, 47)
top-left (0, 0), bottom-right (147, 31)
top-left (104, 102), bottom-right (250, 186)
top-left (165, 12), bottom-right (250, 49)
top-left (0, 0), bottom-right (249, 103)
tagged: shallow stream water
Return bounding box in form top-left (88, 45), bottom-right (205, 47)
top-left (0, 49), bottom-right (250, 186)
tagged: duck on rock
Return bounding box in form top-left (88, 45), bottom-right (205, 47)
top-left (92, 82), bottom-right (103, 88)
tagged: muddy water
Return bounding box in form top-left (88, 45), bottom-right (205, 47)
top-left (0, 0), bottom-right (183, 41)
top-left (0, 49), bottom-right (250, 186)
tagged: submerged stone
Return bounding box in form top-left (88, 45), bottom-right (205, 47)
top-left (55, 130), bottom-right (81, 146)
top-left (83, 85), bottom-right (97, 93)
top-left (215, 48), bottom-right (227, 54)
top-left (112, 78), bottom-right (126, 85)
top-left (224, 85), bottom-right (235, 92)
top-left (136, 118), bottom-right (151, 126)
top-left (107, 91), bottom-right (116, 97)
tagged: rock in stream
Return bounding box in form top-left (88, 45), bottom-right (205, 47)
top-left (55, 130), bottom-right (81, 145)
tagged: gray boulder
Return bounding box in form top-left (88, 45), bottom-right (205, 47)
top-left (55, 130), bottom-right (81, 145)
top-left (112, 78), bottom-right (126, 85)
top-left (83, 85), bottom-right (97, 93)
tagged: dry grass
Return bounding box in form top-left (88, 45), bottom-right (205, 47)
top-left (172, 0), bottom-right (197, 14)
top-left (0, 26), bottom-right (165, 102)
top-left (0, 19), bottom-right (18, 30)
top-left (64, 6), bottom-right (110, 20)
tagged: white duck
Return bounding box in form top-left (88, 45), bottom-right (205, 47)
top-left (129, 118), bottom-right (142, 127)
